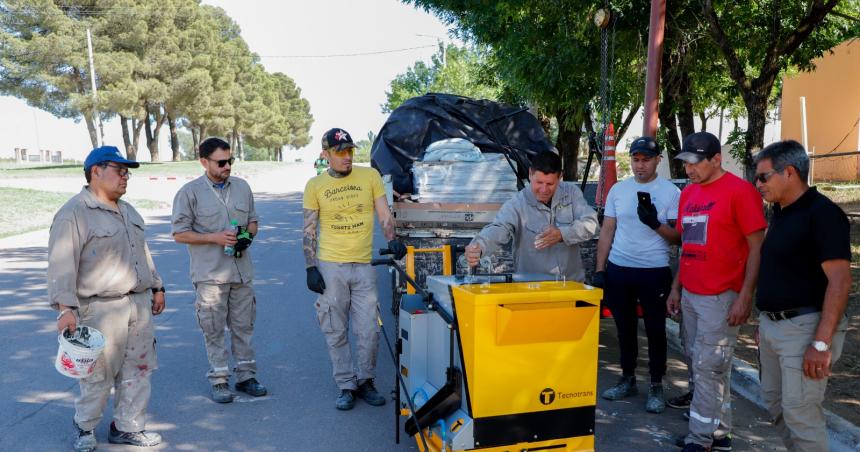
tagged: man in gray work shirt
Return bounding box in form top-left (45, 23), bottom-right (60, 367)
top-left (466, 151), bottom-right (599, 280)
top-left (172, 137), bottom-right (266, 403)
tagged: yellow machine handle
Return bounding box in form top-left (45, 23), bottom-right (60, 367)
top-left (405, 245), bottom-right (453, 294)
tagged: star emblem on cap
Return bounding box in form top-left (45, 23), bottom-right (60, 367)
top-left (334, 130), bottom-right (349, 141)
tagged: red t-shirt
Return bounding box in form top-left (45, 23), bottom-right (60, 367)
top-left (676, 172), bottom-right (767, 295)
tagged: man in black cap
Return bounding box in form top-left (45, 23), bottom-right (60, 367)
top-left (302, 127), bottom-right (407, 410)
top-left (754, 140), bottom-right (850, 451)
top-left (594, 136), bottom-right (680, 413)
top-left (49, 146), bottom-right (165, 451)
top-left (667, 132), bottom-right (767, 452)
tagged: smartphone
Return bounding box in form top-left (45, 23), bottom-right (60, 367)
top-left (637, 191), bottom-right (652, 205)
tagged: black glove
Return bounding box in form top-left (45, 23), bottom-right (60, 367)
top-left (591, 270), bottom-right (606, 288)
top-left (306, 266), bottom-right (326, 294)
top-left (637, 201), bottom-right (661, 230)
top-left (234, 231), bottom-right (254, 252)
top-left (388, 239), bottom-right (407, 260)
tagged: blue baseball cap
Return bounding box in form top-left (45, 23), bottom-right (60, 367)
top-left (84, 146), bottom-right (140, 171)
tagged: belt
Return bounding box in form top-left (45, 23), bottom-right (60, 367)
top-left (762, 306), bottom-right (820, 321)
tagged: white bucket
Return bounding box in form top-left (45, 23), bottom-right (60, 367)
top-left (55, 326), bottom-right (105, 379)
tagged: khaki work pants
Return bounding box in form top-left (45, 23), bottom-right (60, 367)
top-left (195, 282), bottom-right (257, 385)
top-left (74, 292), bottom-right (157, 432)
top-left (681, 289), bottom-right (739, 447)
top-left (759, 312), bottom-right (847, 452)
top-left (315, 261), bottom-right (380, 391)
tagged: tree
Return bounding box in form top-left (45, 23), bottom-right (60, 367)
top-left (383, 43), bottom-right (503, 113)
top-left (406, 1), bottom-right (649, 181)
top-left (701, 0), bottom-right (860, 175)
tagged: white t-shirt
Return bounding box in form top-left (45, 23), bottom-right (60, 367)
top-left (604, 176), bottom-right (681, 268)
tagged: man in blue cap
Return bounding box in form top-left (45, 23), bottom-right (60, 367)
top-left (48, 146), bottom-right (165, 452)
top-left (594, 136), bottom-right (681, 413)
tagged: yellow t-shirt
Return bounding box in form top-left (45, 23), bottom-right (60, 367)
top-left (303, 166), bottom-right (385, 263)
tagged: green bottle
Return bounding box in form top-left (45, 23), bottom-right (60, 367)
top-left (224, 219), bottom-right (238, 256)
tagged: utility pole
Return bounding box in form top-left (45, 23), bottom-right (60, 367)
top-left (642, 0), bottom-right (666, 138)
top-left (86, 28), bottom-right (104, 147)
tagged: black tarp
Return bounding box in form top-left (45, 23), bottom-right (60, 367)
top-left (370, 93), bottom-right (557, 195)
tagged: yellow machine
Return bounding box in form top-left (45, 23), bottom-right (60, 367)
top-left (385, 246), bottom-right (602, 452)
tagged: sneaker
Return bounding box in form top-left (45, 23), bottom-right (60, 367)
top-left (108, 422), bottom-right (162, 447)
top-left (211, 383), bottom-right (234, 403)
top-left (601, 375), bottom-right (637, 401)
top-left (236, 377), bottom-right (267, 397)
top-left (336, 389), bottom-right (356, 410)
top-left (356, 379), bottom-right (386, 406)
top-left (712, 434), bottom-right (732, 451)
top-left (681, 443), bottom-right (707, 452)
top-left (667, 390), bottom-right (694, 409)
top-left (73, 422), bottom-right (97, 452)
top-left (645, 384), bottom-right (666, 413)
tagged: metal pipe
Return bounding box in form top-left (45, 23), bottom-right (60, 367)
top-left (642, 0), bottom-right (666, 137)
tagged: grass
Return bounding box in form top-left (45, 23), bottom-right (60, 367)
top-left (0, 187), bottom-right (167, 239)
top-left (0, 160), bottom-right (294, 179)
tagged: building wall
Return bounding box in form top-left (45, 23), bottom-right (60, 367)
top-left (781, 39), bottom-right (860, 182)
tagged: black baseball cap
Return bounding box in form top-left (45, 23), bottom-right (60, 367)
top-left (675, 132), bottom-right (721, 164)
top-left (321, 128), bottom-right (356, 151)
top-left (629, 136), bottom-right (660, 157)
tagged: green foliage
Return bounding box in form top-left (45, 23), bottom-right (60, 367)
top-left (353, 131), bottom-right (376, 163)
top-left (383, 43), bottom-right (503, 113)
top-left (0, 0), bottom-right (313, 154)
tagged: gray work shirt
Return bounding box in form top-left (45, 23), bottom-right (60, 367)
top-left (172, 175), bottom-right (258, 284)
top-left (471, 181), bottom-right (599, 281)
top-left (47, 187), bottom-right (162, 309)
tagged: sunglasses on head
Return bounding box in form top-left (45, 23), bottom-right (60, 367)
top-left (208, 157), bottom-right (235, 168)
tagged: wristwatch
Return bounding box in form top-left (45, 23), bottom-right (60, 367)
top-left (151, 287), bottom-right (166, 294)
top-left (811, 340), bottom-right (830, 352)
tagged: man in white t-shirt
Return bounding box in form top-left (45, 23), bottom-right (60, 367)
top-left (594, 136), bottom-right (681, 413)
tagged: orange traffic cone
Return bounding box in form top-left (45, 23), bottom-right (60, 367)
top-left (595, 122), bottom-right (618, 208)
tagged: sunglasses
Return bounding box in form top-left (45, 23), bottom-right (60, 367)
top-left (327, 147), bottom-right (354, 155)
top-left (208, 157), bottom-right (235, 168)
top-left (100, 163), bottom-right (131, 178)
top-left (755, 170), bottom-right (779, 183)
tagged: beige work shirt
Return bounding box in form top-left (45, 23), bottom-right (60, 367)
top-left (471, 181), bottom-right (599, 281)
top-left (47, 187), bottom-right (163, 309)
top-left (172, 175), bottom-right (257, 284)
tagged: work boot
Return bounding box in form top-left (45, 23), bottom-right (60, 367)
top-left (357, 379), bottom-right (386, 406)
top-left (667, 390), bottom-right (694, 409)
top-left (236, 377), bottom-right (267, 397)
top-left (601, 375), bottom-right (637, 401)
top-left (73, 422), bottom-right (97, 452)
top-left (108, 422), bottom-right (162, 447)
top-left (645, 383), bottom-right (666, 413)
top-left (336, 389), bottom-right (356, 410)
top-left (712, 434), bottom-right (732, 451)
top-left (211, 383), bottom-right (234, 403)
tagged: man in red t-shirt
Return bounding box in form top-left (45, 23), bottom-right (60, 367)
top-left (667, 132), bottom-right (767, 452)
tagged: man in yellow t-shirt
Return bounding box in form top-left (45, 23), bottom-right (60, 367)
top-left (302, 127), bottom-right (406, 411)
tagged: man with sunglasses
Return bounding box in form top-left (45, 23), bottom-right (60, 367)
top-left (753, 140), bottom-right (849, 452)
top-left (172, 137), bottom-right (266, 403)
top-left (303, 127), bottom-right (407, 410)
top-left (668, 132), bottom-right (767, 452)
top-left (48, 145), bottom-right (165, 451)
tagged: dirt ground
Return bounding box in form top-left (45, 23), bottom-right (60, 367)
top-left (733, 194), bottom-right (860, 425)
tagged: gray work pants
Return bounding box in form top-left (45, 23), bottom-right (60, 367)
top-left (681, 289), bottom-right (739, 447)
top-left (315, 261), bottom-right (380, 391)
top-left (195, 282), bottom-right (257, 385)
top-left (759, 311), bottom-right (847, 452)
top-left (75, 292), bottom-right (157, 432)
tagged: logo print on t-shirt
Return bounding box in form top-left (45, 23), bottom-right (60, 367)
top-left (682, 214), bottom-right (708, 245)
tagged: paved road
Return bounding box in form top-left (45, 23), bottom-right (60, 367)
top-left (0, 191), bottom-right (786, 451)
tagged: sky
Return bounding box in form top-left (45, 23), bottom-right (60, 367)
top-left (0, 0), bottom-right (455, 162)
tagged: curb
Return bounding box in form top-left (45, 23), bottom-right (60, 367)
top-left (665, 319), bottom-right (860, 451)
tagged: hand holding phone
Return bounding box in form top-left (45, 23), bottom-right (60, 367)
top-left (636, 191), bottom-right (660, 230)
